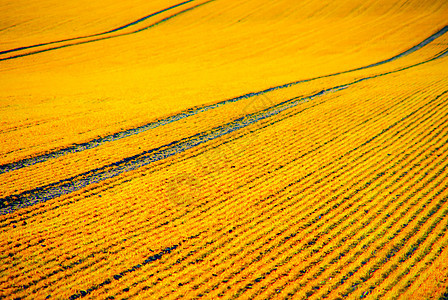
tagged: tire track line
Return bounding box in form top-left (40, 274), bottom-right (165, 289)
top-left (0, 0), bottom-right (215, 62)
top-left (1, 46), bottom-right (447, 215)
top-left (3, 85), bottom-right (444, 298)
top-left (7, 86), bottom-right (444, 296)
top-left (0, 26), bottom-right (446, 175)
top-left (0, 0), bottom-right (197, 56)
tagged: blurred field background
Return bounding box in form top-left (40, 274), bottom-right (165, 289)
top-left (1, 0), bottom-right (448, 299)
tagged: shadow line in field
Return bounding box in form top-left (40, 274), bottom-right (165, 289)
top-left (1, 26), bottom-right (447, 175)
top-left (1, 47), bottom-right (447, 215)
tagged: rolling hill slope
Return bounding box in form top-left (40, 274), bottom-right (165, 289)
top-left (1, 0), bottom-right (448, 299)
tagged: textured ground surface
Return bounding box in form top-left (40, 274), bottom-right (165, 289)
top-left (1, 0), bottom-right (448, 299)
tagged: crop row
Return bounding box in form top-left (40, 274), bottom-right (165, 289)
top-left (1, 52), bottom-right (447, 300)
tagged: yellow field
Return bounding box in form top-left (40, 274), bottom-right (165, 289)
top-left (1, 0), bottom-right (448, 299)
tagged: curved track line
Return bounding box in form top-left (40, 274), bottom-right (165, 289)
top-left (0, 0), bottom-right (215, 62)
top-left (0, 0), bottom-right (196, 56)
top-left (0, 26), bottom-right (446, 175)
top-left (67, 233), bottom-right (201, 300)
top-left (1, 48), bottom-right (447, 215)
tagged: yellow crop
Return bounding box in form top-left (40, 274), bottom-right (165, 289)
top-left (1, 0), bottom-right (448, 299)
